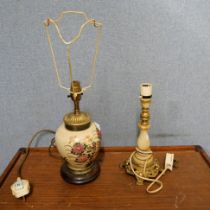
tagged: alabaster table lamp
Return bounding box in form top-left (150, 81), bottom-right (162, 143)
top-left (124, 83), bottom-right (163, 193)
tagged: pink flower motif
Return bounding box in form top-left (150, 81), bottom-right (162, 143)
top-left (71, 143), bottom-right (85, 155)
top-left (76, 155), bottom-right (89, 163)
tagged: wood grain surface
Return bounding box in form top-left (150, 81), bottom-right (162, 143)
top-left (0, 145), bottom-right (210, 210)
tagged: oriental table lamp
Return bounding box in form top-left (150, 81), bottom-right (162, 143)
top-left (44, 11), bottom-right (103, 184)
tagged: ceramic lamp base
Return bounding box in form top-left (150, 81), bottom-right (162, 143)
top-left (60, 162), bottom-right (100, 184)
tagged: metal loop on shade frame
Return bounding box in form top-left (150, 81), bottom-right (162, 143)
top-left (44, 10), bottom-right (103, 94)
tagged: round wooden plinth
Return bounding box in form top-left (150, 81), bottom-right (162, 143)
top-left (60, 162), bottom-right (100, 184)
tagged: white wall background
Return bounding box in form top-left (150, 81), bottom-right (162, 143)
top-left (1, 0), bottom-right (210, 174)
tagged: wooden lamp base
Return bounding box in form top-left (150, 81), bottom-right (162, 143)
top-left (60, 162), bottom-right (100, 184)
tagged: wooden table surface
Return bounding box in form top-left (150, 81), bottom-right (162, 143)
top-left (0, 145), bottom-right (210, 210)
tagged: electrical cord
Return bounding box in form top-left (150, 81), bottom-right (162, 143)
top-left (17, 129), bottom-right (56, 178)
top-left (48, 137), bottom-right (63, 160)
top-left (128, 150), bottom-right (168, 194)
top-left (11, 129), bottom-right (63, 199)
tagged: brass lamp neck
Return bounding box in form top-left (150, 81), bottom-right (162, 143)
top-left (70, 81), bottom-right (82, 115)
top-left (139, 97), bottom-right (151, 130)
top-left (64, 80), bottom-right (91, 131)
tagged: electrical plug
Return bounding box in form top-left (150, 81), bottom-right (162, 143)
top-left (165, 153), bottom-right (174, 171)
top-left (11, 177), bottom-right (30, 199)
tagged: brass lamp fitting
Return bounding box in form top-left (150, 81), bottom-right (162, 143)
top-left (124, 83), bottom-right (161, 185)
top-left (64, 81), bottom-right (91, 131)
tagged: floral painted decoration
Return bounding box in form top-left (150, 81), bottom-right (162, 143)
top-left (65, 137), bottom-right (100, 164)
